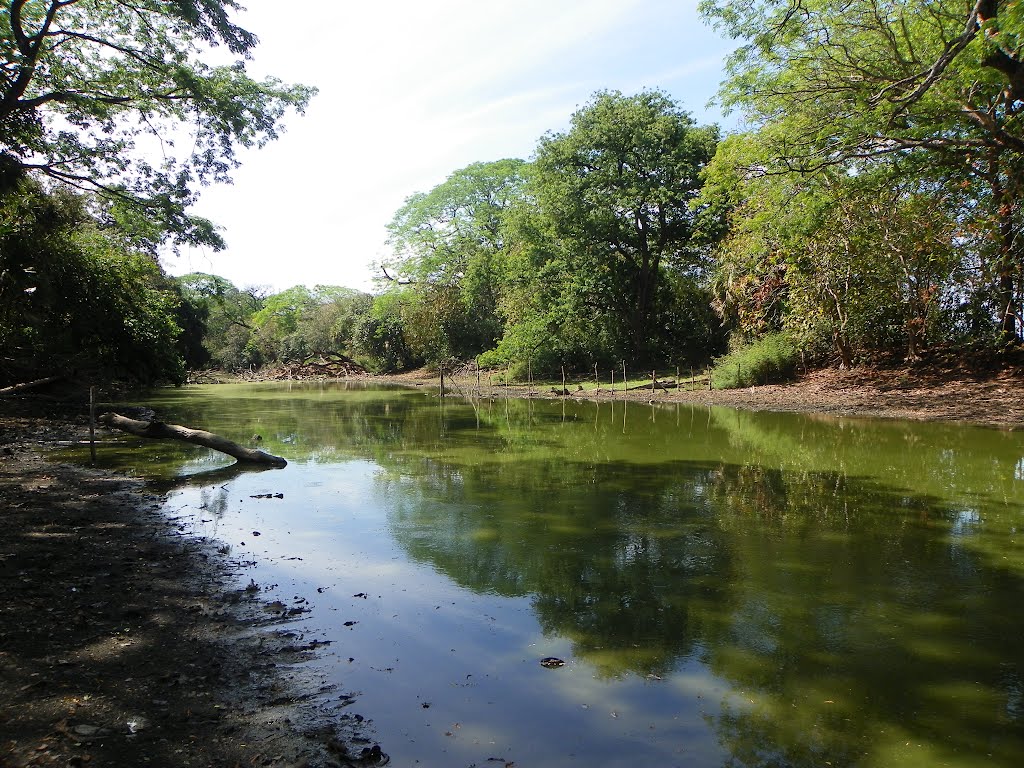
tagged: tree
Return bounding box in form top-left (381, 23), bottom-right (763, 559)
top-left (531, 90), bottom-right (719, 360)
top-left (176, 272), bottom-right (264, 370)
top-left (352, 290), bottom-right (421, 373)
top-left (704, 138), bottom-right (965, 365)
top-left (383, 159), bottom-right (528, 359)
top-left (1, 0), bottom-right (316, 247)
top-left (1, 179), bottom-right (188, 383)
top-left (700, 0), bottom-right (1024, 342)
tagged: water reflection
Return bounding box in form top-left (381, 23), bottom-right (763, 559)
top-left (84, 383), bottom-right (1024, 767)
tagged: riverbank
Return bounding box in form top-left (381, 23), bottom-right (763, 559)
top-left (0, 402), bottom-right (384, 767)
top-left (383, 364), bottom-right (1024, 429)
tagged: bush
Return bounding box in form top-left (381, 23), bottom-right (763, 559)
top-left (711, 333), bottom-right (799, 389)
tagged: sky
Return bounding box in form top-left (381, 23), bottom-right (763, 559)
top-left (164, 1), bottom-right (735, 294)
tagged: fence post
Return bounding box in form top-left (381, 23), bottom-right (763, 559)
top-left (89, 385), bottom-right (97, 465)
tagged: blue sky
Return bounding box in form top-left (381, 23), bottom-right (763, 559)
top-left (166, 1), bottom-right (735, 292)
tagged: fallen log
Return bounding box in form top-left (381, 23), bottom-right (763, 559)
top-left (98, 412), bottom-right (287, 467)
top-left (0, 375), bottom-right (63, 397)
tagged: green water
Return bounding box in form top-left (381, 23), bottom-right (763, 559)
top-left (79, 382), bottom-right (1024, 767)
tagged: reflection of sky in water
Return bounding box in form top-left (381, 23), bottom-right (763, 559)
top-left (168, 461), bottom-right (732, 767)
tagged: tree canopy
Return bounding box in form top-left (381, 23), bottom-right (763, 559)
top-left (0, 0), bottom-right (316, 248)
top-left (528, 90), bottom-right (720, 361)
top-left (700, 0), bottom-right (1024, 345)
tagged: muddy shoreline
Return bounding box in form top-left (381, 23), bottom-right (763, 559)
top-left (2, 365), bottom-right (1021, 765)
top-left (379, 365), bottom-right (1024, 429)
top-left (0, 403), bottom-right (384, 768)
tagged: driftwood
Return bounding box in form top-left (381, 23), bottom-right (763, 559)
top-left (99, 412), bottom-right (287, 467)
top-left (0, 375), bottom-right (63, 397)
top-left (625, 379), bottom-right (678, 392)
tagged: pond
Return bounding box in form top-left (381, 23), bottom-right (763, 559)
top-left (80, 382), bottom-right (1024, 767)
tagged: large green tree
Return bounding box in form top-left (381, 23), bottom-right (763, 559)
top-left (1, 0), bottom-right (316, 246)
top-left (382, 158), bottom-right (528, 361)
top-left (700, 0), bottom-right (1024, 341)
top-left (530, 90), bottom-right (719, 359)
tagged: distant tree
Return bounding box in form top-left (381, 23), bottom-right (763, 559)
top-left (383, 159), bottom-right (528, 359)
top-left (703, 140), bottom-right (965, 365)
top-left (0, 0), bottom-right (316, 247)
top-left (175, 272), bottom-right (265, 370)
top-left (352, 290), bottom-right (421, 373)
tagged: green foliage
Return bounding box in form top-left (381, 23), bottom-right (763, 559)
top-left (528, 90), bottom-right (720, 364)
top-left (711, 333), bottom-right (798, 390)
top-left (351, 291), bottom-right (421, 373)
top-left (700, 0), bottom-right (1024, 344)
top-left (175, 273), bottom-right (265, 370)
top-left (381, 159), bottom-right (527, 362)
top-left (703, 134), bottom-right (975, 365)
top-left (1, 0), bottom-right (316, 247)
top-left (1, 181), bottom-right (188, 384)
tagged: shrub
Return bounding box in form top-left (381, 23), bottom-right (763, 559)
top-left (711, 333), bottom-right (799, 389)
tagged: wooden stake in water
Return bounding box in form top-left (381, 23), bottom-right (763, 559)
top-left (561, 365), bottom-right (566, 393)
top-left (594, 363), bottom-right (599, 392)
top-left (89, 385), bottom-right (97, 465)
top-left (622, 361), bottom-right (626, 393)
top-left (440, 366), bottom-right (445, 398)
top-left (651, 370), bottom-right (656, 396)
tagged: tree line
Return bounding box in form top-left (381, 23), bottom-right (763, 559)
top-left (3, 2), bottom-right (1022, 388)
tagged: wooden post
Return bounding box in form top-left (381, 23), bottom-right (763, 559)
top-left (477, 358), bottom-right (481, 395)
top-left (506, 362), bottom-right (511, 389)
top-left (708, 366), bottom-right (713, 391)
top-left (440, 366), bottom-right (445, 398)
top-left (651, 370), bottom-right (656, 396)
top-left (528, 357), bottom-right (533, 396)
top-left (89, 386), bottom-right (97, 465)
top-left (676, 366), bottom-right (680, 390)
top-left (622, 361), bottom-right (626, 393)
top-left (561, 365), bottom-right (566, 394)
top-left (690, 366), bottom-right (694, 391)
top-left (594, 363), bottom-right (599, 392)
top-left (611, 368), bottom-right (615, 394)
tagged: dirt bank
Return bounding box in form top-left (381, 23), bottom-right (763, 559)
top-left (0, 402), bottom-right (386, 768)
top-left (384, 365), bottom-right (1024, 429)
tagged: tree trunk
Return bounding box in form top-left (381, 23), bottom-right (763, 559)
top-left (834, 333), bottom-right (853, 369)
top-left (0, 375), bottom-right (62, 396)
top-left (98, 412), bottom-right (287, 467)
top-left (990, 151), bottom-right (1020, 344)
